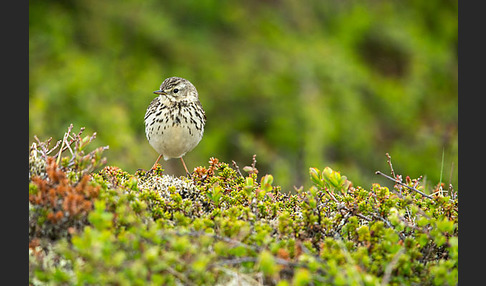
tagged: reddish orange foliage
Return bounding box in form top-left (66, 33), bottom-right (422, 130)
top-left (30, 157), bottom-right (100, 219)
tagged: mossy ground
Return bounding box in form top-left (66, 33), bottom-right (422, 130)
top-left (29, 127), bottom-right (457, 285)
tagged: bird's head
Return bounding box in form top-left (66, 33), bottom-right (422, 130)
top-left (153, 77), bottom-right (198, 101)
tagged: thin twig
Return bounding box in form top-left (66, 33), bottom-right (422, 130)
top-left (386, 153), bottom-right (404, 195)
top-left (243, 155), bottom-right (259, 175)
top-left (55, 124), bottom-right (75, 165)
top-left (334, 238), bottom-right (365, 285)
top-left (412, 176), bottom-right (422, 189)
top-left (372, 214), bottom-right (406, 241)
top-left (381, 248), bottom-right (405, 286)
top-left (385, 153), bottom-right (396, 178)
top-left (56, 131), bottom-right (69, 165)
top-left (165, 266), bottom-right (196, 286)
top-left (181, 231), bottom-right (261, 252)
top-left (212, 257), bottom-right (257, 267)
top-left (375, 171), bottom-right (432, 199)
top-left (65, 136), bottom-right (75, 159)
top-left (215, 266), bottom-right (263, 286)
top-left (232, 160), bottom-right (244, 178)
top-left (448, 162), bottom-right (454, 196)
top-left (449, 183), bottom-right (456, 200)
top-left (46, 139), bottom-right (62, 156)
top-left (328, 192), bottom-right (371, 222)
top-left (212, 256), bottom-right (303, 269)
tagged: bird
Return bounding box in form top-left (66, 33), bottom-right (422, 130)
top-left (144, 77), bottom-right (206, 175)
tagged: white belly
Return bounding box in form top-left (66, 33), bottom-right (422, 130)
top-left (146, 123), bottom-right (203, 160)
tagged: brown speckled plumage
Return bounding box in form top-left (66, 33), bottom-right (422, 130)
top-left (144, 77), bottom-right (206, 173)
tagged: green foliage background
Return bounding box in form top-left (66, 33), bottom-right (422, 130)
top-left (29, 0), bottom-right (457, 191)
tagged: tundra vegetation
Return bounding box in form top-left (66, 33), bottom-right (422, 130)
top-left (29, 126), bottom-right (457, 285)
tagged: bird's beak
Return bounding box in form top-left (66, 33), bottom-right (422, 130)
top-left (153, 90), bottom-right (167, 95)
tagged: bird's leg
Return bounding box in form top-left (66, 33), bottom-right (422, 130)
top-left (180, 157), bottom-right (191, 177)
top-left (151, 154), bottom-right (163, 170)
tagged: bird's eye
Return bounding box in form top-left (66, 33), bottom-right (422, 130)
top-left (173, 88), bottom-right (179, 93)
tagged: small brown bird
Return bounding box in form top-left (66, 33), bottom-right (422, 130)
top-left (144, 77), bottom-right (206, 174)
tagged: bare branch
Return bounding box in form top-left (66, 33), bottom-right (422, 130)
top-left (56, 128), bottom-right (70, 165)
top-left (165, 266), bottom-right (196, 286)
top-left (45, 139), bottom-right (62, 156)
top-left (375, 171), bottom-right (432, 199)
top-left (381, 248), bottom-right (405, 286)
top-left (212, 257), bottom-right (257, 267)
top-left (232, 160), bottom-right (244, 178)
top-left (372, 214), bottom-right (406, 241)
top-left (385, 153), bottom-right (396, 178)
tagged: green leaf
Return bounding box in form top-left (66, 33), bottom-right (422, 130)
top-left (244, 177), bottom-right (254, 196)
top-left (309, 168), bottom-right (324, 188)
top-left (417, 216), bottom-right (429, 227)
top-left (261, 174), bottom-right (274, 193)
top-left (228, 245), bottom-right (248, 257)
top-left (293, 268), bottom-right (311, 286)
top-left (418, 233), bottom-right (429, 248)
top-left (436, 218), bottom-right (454, 233)
top-left (357, 225), bottom-right (371, 242)
top-left (209, 184), bottom-right (222, 205)
top-left (258, 250), bottom-right (278, 277)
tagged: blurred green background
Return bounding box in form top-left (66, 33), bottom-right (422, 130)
top-left (29, 0), bottom-right (457, 191)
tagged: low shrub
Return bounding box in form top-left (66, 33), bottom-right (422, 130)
top-left (29, 126), bottom-right (458, 285)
